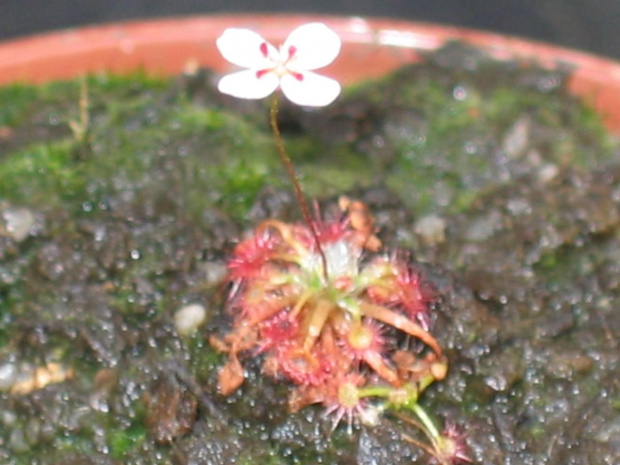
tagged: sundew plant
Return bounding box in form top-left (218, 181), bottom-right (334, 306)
top-left (211, 22), bottom-right (470, 464)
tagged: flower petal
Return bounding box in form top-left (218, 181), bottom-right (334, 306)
top-left (282, 23), bottom-right (342, 71)
top-left (216, 28), bottom-right (278, 69)
top-left (218, 70), bottom-right (279, 100)
top-left (280, 72), bottom-right (341, 107)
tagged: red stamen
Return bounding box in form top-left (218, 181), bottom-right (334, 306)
top-left (291, 71), bottom-right (304, 82)
top-left (259, 42), bottom-right (269, 58)
top-left (287, 45), bottom-right (297, 60)
top-left (256, 69), bottom-right (269, 79)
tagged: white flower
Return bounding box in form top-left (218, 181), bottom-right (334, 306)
top-left (216, 23), bottom-right (342, 107)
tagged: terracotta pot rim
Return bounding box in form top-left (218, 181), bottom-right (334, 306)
top-left (2, 13), bottom-right (618, 61)
top-left (1, 13), bottom-right (620, 132)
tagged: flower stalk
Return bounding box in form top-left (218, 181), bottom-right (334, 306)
top-left (269, 95), bottom-right (329, 281)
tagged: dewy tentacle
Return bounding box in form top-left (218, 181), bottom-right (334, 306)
top-left (360, 302), bottom-right (443, 356)
top-left (257, 219), bottom-right (309, 258)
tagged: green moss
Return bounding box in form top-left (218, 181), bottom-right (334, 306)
top-left (300, 146), bottom-right (375, 196)
top-left (109, 422), bottom-right (148, 460)
top-left (534, 243), bottom-right (601, 287)
top-left (2, 58), bottom-right (613, 222)
top-left (0, 84), bottom-right (38, 126)
top-left (214, 156), bottom-right (271, 215)
top-left (0, 140), bottom-right (86, 207)
top-left (0, 75), bottom-right (283, 224)
top-left (0, 74), bottom-right (174, 209)
top-left (344, 52), bottom-right (618, 216)
top-left (186, 331), bottom-right (223, 381)
top-left (237, 448), bottom-right (288, 465)
top-left (0, 298), bottom-right (11, 348)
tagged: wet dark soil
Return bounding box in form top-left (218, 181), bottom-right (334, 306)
top-left (0, 43), bottom-right (618, 464)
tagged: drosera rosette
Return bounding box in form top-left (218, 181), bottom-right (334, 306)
top-left (210, 22), bottom-right (470, 464)
top-left (210, 197), bottom-right (464, 461)
top-left (211, 197), bottom-right (441, 388)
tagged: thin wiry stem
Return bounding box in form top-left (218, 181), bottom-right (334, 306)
top-left (394, 411), bottom-right (438, 444)
top-left (411, 403), bottom-right (442, 441)
top-left (393, 411), bottom-right (443, 463)
top-left (269, 95), bottom-right (328, 281)
top-left (401, 433), bottom-right (440, 460)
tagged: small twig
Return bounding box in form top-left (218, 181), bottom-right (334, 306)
top-left (68, 75), bottom-right (90, 145)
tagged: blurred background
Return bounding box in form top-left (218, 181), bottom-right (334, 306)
top-left (1, 0), bottom-right (618, 60)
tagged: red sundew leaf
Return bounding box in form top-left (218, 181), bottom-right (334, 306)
top-left (321, 372), bottom-right (370, 430)
top-left (437, 422), bottom-right (472, 464)
top-left (365, 261), bottom-right (432, 328)
top-left (236, 286), bottom-right (298, 327)
top-left (208, 334), bottom-right (229, 353)
top-left (361, 302), bottom-right (442, 356)
top-left (288, 223), bottom-right (316, 250)
top-left (394, 265), bottom-right (430, 319)
top-left (287, 384), bottom-right (324, 413)
top-left (256, 310), bottom-right (300, 353)
top-left (275, 342), bottom-right (333, 387)
top-left (362, 350), bottom-right (399, 385)
top-left (286, 219), bottom-right (350, 253)
top-left (315, 217), bottom-right (351, 245)
top-left (338, 197), bottom-right (382, 251)
top-left (227, 231), bottom-right (280, 280)
top-left (218, 357), bottom-right (245, 396)
top-left (337, 319), bottom-right (400, 384)
top-left (344, 319), bottom-right (385, 354)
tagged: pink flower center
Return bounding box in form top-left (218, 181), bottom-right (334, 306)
top-left (287, 45), bottom-right (297, 61)
top-left (255, 41), bottom-right (304, 82)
